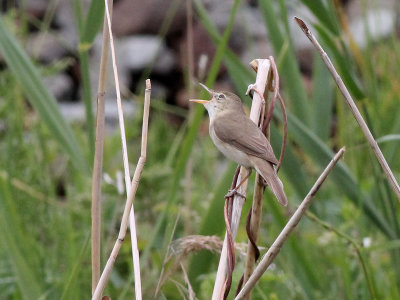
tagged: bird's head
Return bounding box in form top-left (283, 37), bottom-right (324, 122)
top-left (190, 83), bottom-right (244, 118)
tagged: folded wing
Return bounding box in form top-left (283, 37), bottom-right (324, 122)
top-left (213, 112), bottom-right (279, 165)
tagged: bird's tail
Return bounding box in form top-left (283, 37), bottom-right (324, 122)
top-left (250, 156), bottom-right (288, 206)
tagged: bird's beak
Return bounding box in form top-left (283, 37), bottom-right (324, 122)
top-left (189, 83), bottom-right (214, 104)
top-left (189, 99), bottom-right (209, 104)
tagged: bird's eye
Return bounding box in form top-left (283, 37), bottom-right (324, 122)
top-left (218, 94), bottom-right (225, 100)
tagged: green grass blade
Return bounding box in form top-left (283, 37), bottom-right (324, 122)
top-left (386, 117), bottom-right (400, 165)
top-left (73, 0), bottom-right (95, 157)
top-left (312, 24), bottom-right (365, 100)
top-left (0, 179), bottom-right (42, 300)
top-left (60, 233), bottom-right (90, 300)
top-left (300, 0), bottom-right (340, 35)
top-left (268, 198), bottom-right (322, 296)
top-left (311, 53), bottom-right (334, 140)
top-left (78, 50), bottom-right (95, 157)
top-left (82, 0), bottom-right (105, 46)
top-left (0, 17), bottom-right (88, 173)
top-left (259, 0), bottom-right (311, 124)
top-left (80, 0), bottom-right (108, 156)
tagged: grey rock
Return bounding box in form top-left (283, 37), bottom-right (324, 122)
top-left (111, 0), bottom-right (186, 36)
top-left (240, 7), bottom-right (268, 39)
top-left (43, 73), bottom-right (74, 100)
top-left (349, 8), bottom-right (396, 47)
top-left (59, 99), bottom-right (137, 133)
top-left (89, 34), bottom-right (175, 99)
top-left (26, 32), bottom-right (68, 63)
top-left (25, 0), bottom-right (48, 18)
top-left (115, 35), bottom-right (176, 73)
top-left (54, 0), bottom-right (82, 49)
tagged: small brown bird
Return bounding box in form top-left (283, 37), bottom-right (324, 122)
top-left (190, 84), bottom-right (288, 206)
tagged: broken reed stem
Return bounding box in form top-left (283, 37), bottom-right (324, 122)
top-left (91, 80), bottom-right (151, 300)
top-left (294, 17), bottom-right (400, 201)
top-left (91, 0), bottom-right (112, 293)
top-left (242, 58), bottom-right (277, 298)
top-left (235, 147), bottom-right (346, 299)
top-left (212, 59), bottom-right (272, 300)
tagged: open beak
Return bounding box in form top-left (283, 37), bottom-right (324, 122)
top-left (189, 83), bottom-right (214, 104)
top-left (189, 99), bottom-right (209, 104)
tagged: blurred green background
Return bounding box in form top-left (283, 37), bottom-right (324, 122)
top-left (1, 0), bottom-right (400, 299)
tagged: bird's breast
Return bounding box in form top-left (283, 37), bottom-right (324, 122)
top-left (209, 122), bottom-right (252, 168)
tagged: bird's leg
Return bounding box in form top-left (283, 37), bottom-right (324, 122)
top-left (225, 169), bottom-right (252, 199)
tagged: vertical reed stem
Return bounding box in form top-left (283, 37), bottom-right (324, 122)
top-left (91, 0), bottom-right (112, 293)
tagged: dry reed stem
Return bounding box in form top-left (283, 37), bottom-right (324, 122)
top-left (93, 2), bottom-right (150, 297)
top-left (184, 0), bottom-right (195, 236)
top-left (242, 179), bottom-right (263, 299)
top-left (91, 0), bottom-right (112, 293)
top-left (212, 59), bottom-right (272, 299)
top-left (235, 147), bottom-right (346, 299)
top-left (294, 17), bottom-right (400, 201)
top-left (92, 80), bottom-right (151, 300)
top-left (104, 0), bottom-right (142, 297)
top-left (242, 57), bottom-right (280, 298)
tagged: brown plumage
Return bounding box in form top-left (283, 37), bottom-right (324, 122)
top-left (190, 85), bottom-right (288, 206)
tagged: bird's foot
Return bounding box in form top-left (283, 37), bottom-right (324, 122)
top-left (246, 84), bottom-right (266, 104)
top-left (225, 189), bottom-right (246, 199)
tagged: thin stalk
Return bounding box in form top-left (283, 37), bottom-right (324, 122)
top-left (235, 147), bottom-right (346, 299)
top-left (242, 177), bottom-right (263, 300)
top-left (184, 0), bottom-right (195, 236)
top-left (91, 0), bottom-right (112, 293)
top-left (212, 59), bottom-right (272, 299)
top-left (295, 17), bottom-right (400, 201)
top-left (91, 79), bottom-right (151, 300)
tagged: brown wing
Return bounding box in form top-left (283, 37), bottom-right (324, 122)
top-left (213, 112), bottom-right (279, 165)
